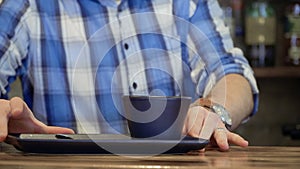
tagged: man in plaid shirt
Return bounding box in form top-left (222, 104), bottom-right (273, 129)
top-left (0, 0), bottom-right (258, 151)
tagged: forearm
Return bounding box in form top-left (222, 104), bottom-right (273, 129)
top-left (204, 74), bottom-right (254, 130)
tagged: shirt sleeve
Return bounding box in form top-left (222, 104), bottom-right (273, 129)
top-left (187, 0), bottom-right (259, 116)
top-left (0, 0), bottom-right (30, 98)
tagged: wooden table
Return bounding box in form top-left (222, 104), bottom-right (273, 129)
top-left (1, 143), bottom-right (299, 169)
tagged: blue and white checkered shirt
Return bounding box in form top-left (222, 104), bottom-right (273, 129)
top-left (0, 0), bottom-right (259, 134)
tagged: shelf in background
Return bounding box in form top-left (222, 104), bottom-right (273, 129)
top-left (253, 66), bottom-right (300, 78)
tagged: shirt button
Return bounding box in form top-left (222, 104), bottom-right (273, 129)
top-left (124, 43), bottom-right (129, 50)
top-left (132, 82), bottom-right (138, 90)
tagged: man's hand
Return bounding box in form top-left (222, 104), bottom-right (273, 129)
top-left (183, 106), bottom-right (248, 151)
top-left (0, 97), bottom-right (74, 142)
top-left (182, 74), bottom-right (253, 151)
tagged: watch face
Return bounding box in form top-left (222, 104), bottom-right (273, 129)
top-left (198, 98), bottom-right (232, 129)
top-left (212, 104), bottom-right (232, 127)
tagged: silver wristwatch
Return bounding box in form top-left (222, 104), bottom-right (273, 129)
top-left (199, 98), bottom-right (232, 129)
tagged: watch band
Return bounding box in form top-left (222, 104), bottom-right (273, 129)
top-left (198, 98), bottom-right (214, 109)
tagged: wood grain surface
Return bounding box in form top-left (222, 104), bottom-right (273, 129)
top-left (1, 143), bottom-right (300, 169)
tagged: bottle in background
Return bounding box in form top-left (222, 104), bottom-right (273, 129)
top-left (232, 0), bottom-right (245, 50)
top-left (218, 0), bottom-right (235, 38)
top-left (245, 0), bottom-right (276, 67)
top-left (218, 0), bottom-right (246, 55)
top-left (284, 1), bottom-right (300, 66)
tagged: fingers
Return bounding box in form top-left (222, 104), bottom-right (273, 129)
top-left (227, 131), bottom-right (249, 147)
top-left (0, 97), bottom-right (32, 141)
top-left (184, 106), bottom-right (205, 137)
top-left (213, 127), bottom-right (229, 151)
top-left (0, 99), bottom-right (11, 141)
top-left (184, 105), bottom-right (249, 151)
top-left (0, 97), bottom-right (75, 142)
top-left (198, 113), bottom-right (219, 140)
top-left (9, 97), bottom-right (34, 119)
top-left (36, 122), bottom-right (75, 134)
top-left (213, 127), bottom-right (249, 151)
top-left (43, 126), bottom-right (75, 134)
top-left (184, 106), bottom-right (219, 140)
top-left (7, 97), bottom-right (37, 134)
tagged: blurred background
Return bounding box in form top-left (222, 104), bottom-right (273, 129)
top-left (2, 0), bottom-right (300, 146)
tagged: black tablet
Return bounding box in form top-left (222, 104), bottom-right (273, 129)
top-left (5, 134), bottom-right (209, 155)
